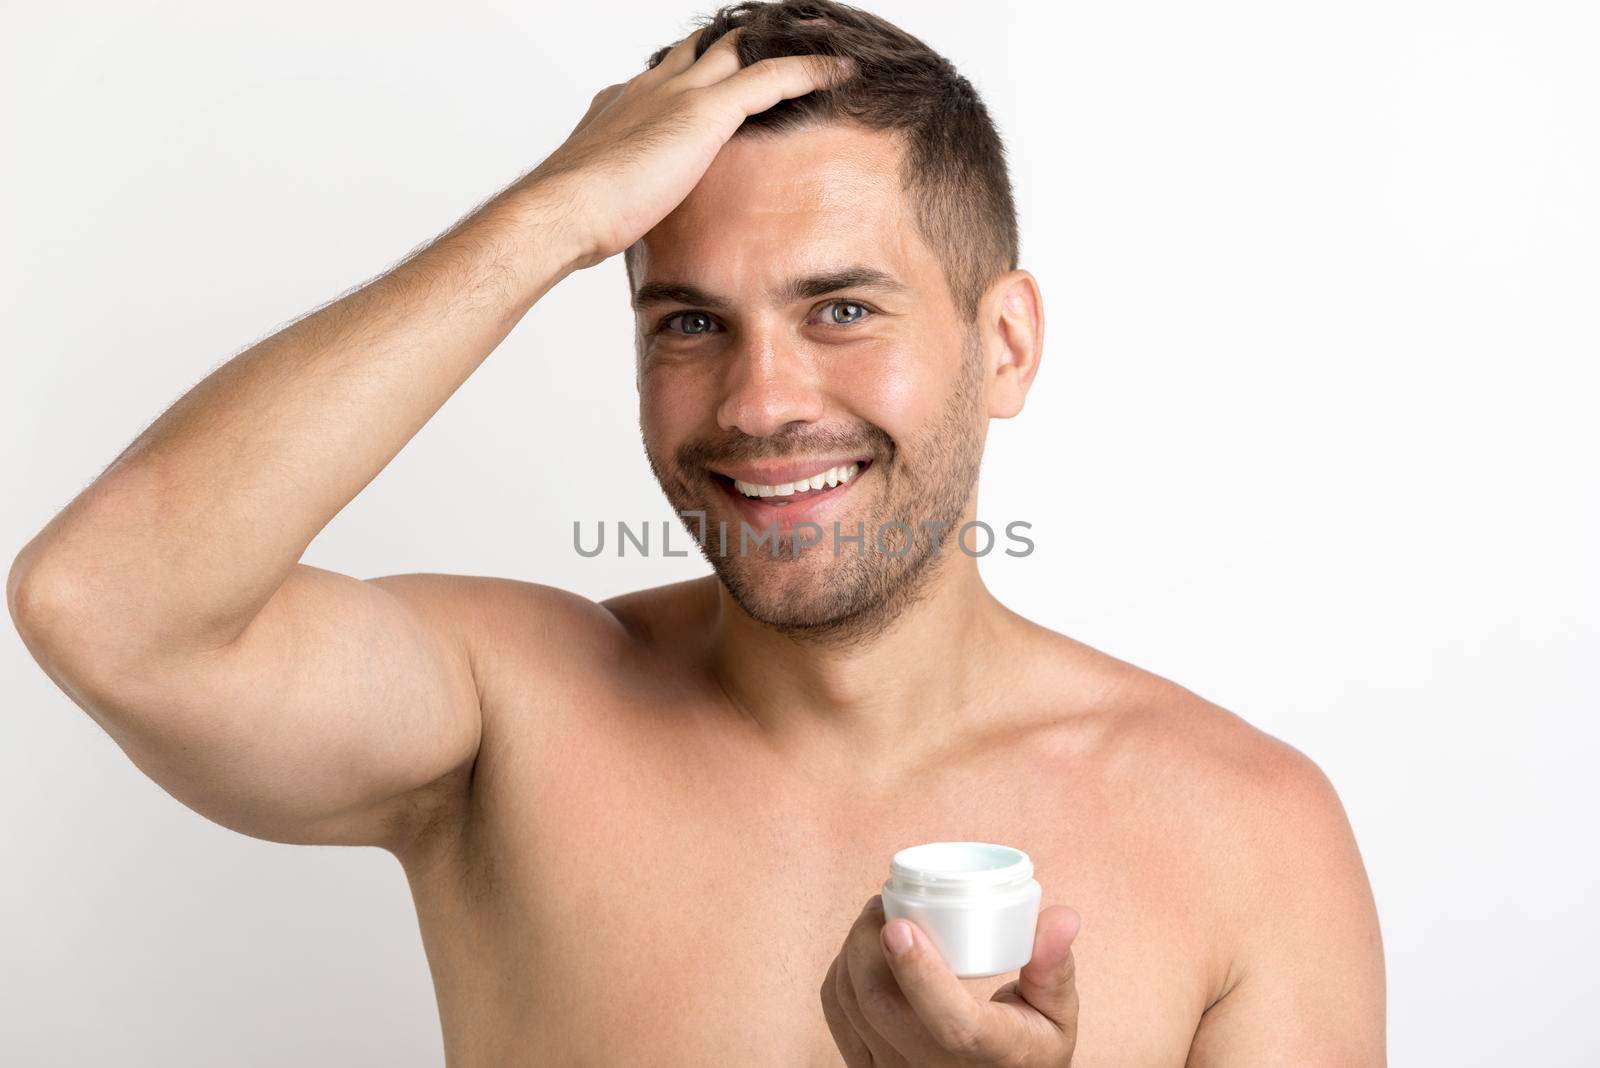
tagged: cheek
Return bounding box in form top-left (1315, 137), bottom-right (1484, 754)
top-left (824, 341), bottom-right (947, 438)
top-left (639, 367), bottom-right (716, 452)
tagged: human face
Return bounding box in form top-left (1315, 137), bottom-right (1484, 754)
top-left (633, 123), bottom-right (987, 638)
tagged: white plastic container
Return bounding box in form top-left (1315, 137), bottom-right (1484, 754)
top-left (880, 841), bottom-right (1042, 978)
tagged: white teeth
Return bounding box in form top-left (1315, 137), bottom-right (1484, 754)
top-left (731, 462), bottom-right (865, 498)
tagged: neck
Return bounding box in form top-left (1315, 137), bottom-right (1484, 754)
top-left (706, 540), bottom-right (1018, 776)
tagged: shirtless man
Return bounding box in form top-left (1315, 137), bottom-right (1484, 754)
top-left (7, 2), bottom-right (1385, 1064)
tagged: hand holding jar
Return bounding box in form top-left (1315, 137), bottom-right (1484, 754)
top-left (820, 842), bottom-right (1082, 1066)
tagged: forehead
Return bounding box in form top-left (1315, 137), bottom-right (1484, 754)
top-left (633, 123), bottom-right (941, 300)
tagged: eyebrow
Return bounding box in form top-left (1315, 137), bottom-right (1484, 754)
top-left (631, 265), bottom-right (908, 312)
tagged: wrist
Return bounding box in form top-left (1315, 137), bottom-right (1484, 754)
top-left (496, 175), bottom-right (602, 280)
top-left (438, 177), bottom-right (594, 309)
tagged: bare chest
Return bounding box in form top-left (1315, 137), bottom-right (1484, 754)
top-left (410, 706), bottom-right (1222, 1066)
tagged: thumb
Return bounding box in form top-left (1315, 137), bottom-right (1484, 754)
top-left (1016, 905), bottom-right (1081, 1027)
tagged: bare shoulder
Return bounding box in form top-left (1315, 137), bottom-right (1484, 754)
top-left (1066, 646), bottom-right (1385, 1061)
top-left (1108, 668), bottom-right (1347, 825)
top-left (598, 574), bottom-right (720, 651)
top-left (369, 570), bottom-right (635, 688)
top-left (1086, 653), bottom-right (1374, 910)
top-left (382, 572), bottom-right (720, 743)
top-left (375, 572), bottom-right (720, 870)
top-left (375, 570), bottom-right (717, 725)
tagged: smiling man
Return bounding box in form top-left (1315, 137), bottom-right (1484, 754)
top-left (7, 1), bottom-right (1384, 1064)
top-left (632, 116), bottom-right (999, 643)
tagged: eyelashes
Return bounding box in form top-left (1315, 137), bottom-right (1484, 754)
top-left (653, 300), bottom-right (877, 337)
top-left (658, 309), bottom-right (721, 336)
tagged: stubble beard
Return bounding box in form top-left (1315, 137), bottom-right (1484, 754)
top-left (645, 340), bottom-right (987, 648)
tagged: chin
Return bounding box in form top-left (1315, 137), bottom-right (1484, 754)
top-left (711, 548), bottom-right (882, 632)
top-left (710, 534), bottom-right (952, 645)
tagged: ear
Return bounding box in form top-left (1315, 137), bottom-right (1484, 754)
top-left (977, 270), bottom-right (1045, 419)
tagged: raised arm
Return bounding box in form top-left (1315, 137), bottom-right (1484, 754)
top-left (5, 30), bottom-right (848, 854)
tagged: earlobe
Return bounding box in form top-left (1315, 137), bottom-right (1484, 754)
top-left (983, 270), bottom-right (1044, 419)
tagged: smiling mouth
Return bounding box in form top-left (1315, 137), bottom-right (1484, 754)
top-left (708, 459), bottom-right (873, 509)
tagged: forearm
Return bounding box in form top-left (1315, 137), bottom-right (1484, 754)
top-left (10, 177), bottom-right (580, 659)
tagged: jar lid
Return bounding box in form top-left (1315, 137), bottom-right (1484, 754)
top-left (889, 841), bottom-right (1033, 890)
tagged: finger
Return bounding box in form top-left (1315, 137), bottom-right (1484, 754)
top-left (837, 937), bottom-right (900, 1062)
top-left (846, 896), bottom-right (934, 1052)
top-left (701, 52), bottom-right (851, 120)
top-left (642, 26), bottom-right (708, 82)
top-left (673, 27), bottom-right (743, 89)
top-left (820, 950), bottom-right (875, 1067)
top-left (838, 896), bottom-right (902, 1060)
top-left (1015, 905), bottom-right (1082, 1030)
top-left (878, 916), bottom-right (1020, 1059)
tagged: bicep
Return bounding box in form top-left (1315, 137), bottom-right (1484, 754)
top-left (96, 565), bottom-right (483, 852)
top-left (1187, 750), bottom-right (1387, 1066)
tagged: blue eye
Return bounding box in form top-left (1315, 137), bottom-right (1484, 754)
top-left (657, 302), bottom-right (871, 335)
top-left (663, 311), bottom-right (720, 335)
top-left (823, 301), bottom-right (870, 325)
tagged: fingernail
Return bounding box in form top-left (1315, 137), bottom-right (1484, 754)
top-left (883, 921), bottom-right (914, 957)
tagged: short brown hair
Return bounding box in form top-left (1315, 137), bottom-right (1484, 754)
top-left (635, 0), bottom-right (1019, 319)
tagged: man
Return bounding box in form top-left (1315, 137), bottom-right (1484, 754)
top-left (7, 1), bottom-right (1385, 1063)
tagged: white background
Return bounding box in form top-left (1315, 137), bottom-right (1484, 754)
top-left (3, 1), bottom-right (1596, 1064)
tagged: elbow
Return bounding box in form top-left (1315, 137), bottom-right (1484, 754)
top-left (7, 540), bottom-right (79, 647)
top-left (7, 542), bottom-right (137, 706)
top-left (8, 545), bottom-right (98, 703)
top-left (8, 463), bottom-right (174, 656)
top-left (9, 548), bottom-right (193, 752)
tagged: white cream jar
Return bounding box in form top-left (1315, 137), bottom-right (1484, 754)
top-left (880, 841), bottom-right (1043, 978)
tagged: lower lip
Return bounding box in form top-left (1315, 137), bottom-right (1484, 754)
top-left (713, 464), bottom-right (870, 532)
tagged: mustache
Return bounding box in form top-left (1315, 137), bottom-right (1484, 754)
top-left (675, 424), bottom-right (895, 471)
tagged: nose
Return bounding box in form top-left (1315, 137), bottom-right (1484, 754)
top-left (715, 329), bottom-right (825, 438)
